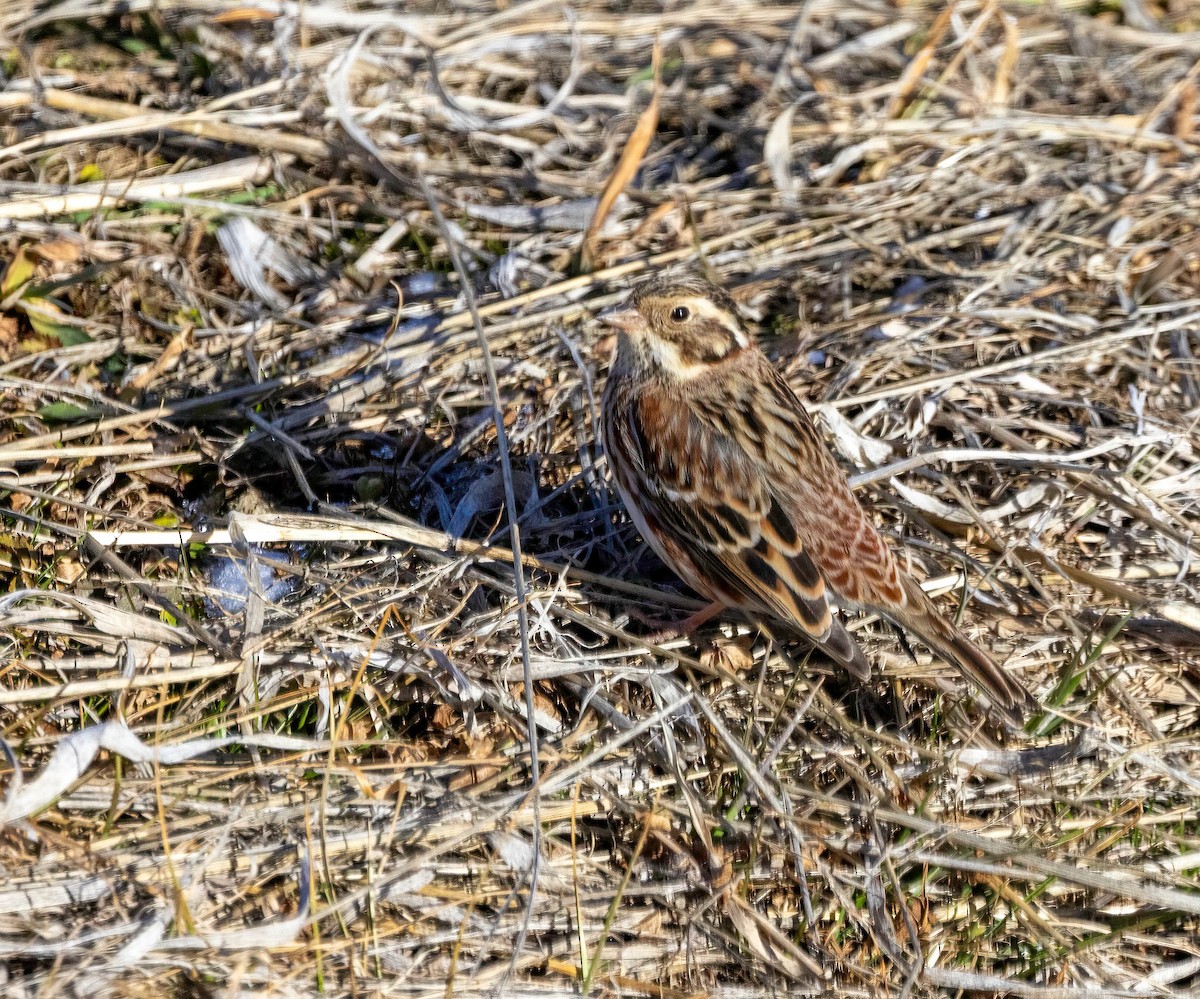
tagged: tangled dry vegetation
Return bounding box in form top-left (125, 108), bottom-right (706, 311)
top-left (3, 1), bottom-right (1200, 995)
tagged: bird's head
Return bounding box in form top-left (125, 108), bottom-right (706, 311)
top-left (597, 275), bottom-right (751, 380)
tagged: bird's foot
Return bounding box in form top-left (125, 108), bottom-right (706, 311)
top-left (629, 600), bottom-right (725, 645)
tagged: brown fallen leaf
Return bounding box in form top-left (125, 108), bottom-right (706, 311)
top-left (211, 6), bottom-right (280, 24)
top-left (31, 238), bottom-right (83, 264)
top-left (886, 2), bottom-right (956, 120)
top-left (991, 12), bottom-right (1021, 108)
top-left (700, 635), bottom-right (755, 675)
top-left (722, 888), bottom-right (822, 980)
top-left (579, 40), bottom-right (661, 271)
top-left (126, 324), bottom-right (194, 392)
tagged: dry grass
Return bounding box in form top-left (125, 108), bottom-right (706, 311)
top-left (3, 1), bottom-right (1200, 995)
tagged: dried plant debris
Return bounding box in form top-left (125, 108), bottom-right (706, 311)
top-left (2, 1), bottom-right (1200, 996)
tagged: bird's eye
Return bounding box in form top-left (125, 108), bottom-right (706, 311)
top-left (670, 306), bottom-right (691, 322)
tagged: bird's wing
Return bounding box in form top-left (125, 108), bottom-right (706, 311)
top-left (725, 362), bottom-right (907, 611)
top-left (720, 361), bottom-right (1031, 720)
top-left (627, 388), bottom-right (871, 678)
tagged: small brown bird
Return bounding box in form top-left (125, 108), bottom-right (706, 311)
top-left (598, 273), bottom-right (1033, 723)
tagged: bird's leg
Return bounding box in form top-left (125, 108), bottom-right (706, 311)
top-left (630, 600), bottom-right (725, 644)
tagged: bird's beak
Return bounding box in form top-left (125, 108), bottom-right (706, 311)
top-left (594, 305), bottom-right (641, 334)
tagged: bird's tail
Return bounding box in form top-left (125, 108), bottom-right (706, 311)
top-left (899, 577), bottom-right (1033, 726)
